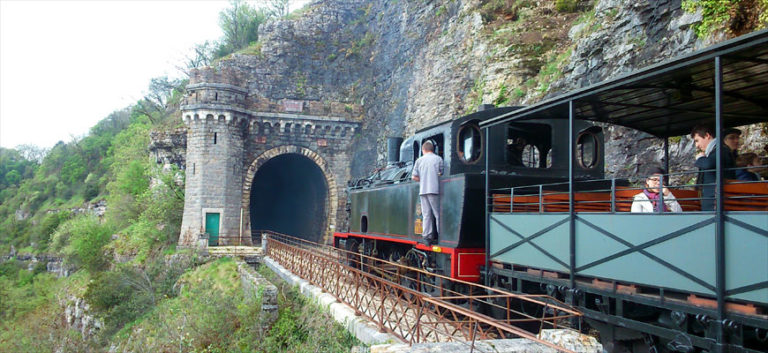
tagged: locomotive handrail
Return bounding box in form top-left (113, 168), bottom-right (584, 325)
top-left (262, 230), bottom-right (582, 352)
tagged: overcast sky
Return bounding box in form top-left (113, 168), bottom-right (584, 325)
top-left (0, 0), bottom-right (307, 150)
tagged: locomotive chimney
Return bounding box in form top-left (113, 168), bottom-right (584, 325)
top-left (477, 104), bottom-right (495, 111)
top-left (387, 137), bottom-right (403, 165)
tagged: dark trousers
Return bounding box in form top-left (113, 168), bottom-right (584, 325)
top-left (700, 186), bottom-right (714, 211)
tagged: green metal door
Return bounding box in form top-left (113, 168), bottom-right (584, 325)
top-left (205, 213), bottom-right (220, 246)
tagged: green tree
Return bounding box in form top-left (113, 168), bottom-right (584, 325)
top-left (267, 0), bottom-right (290, 18)
top-left (53, 215), bottom-right (112, 273)
top-left (134, 77), bottom-right (185, 124)
top-left (4, 170), bottom-right (21, 185)
top-left (218, 0), bottom-right (266, 55)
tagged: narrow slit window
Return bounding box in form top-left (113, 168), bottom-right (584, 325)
top-left (215, 92), bottom-right (218, 101)
top-left (214, 132), bottom-right (217, 144)
top-left (192, 163), bottom-right (196, 175)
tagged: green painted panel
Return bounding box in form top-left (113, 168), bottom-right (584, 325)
top-left (725, 214), bottom-right (768, 304)
top-left (644, 224), bottom-right (716, 286)
top-left (577, 214), bottom-right (716, 295)
top-left (575, 214), bottom-right (715, 266)
top-left (490, 214), bottom-right (569, 272)
top-left (205, 213), bottom-right (220, 246)
top-left (585, 252), bottom-right (715, 295)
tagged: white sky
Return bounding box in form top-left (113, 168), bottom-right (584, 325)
top-left (0, 0), bottom-right (308, 150)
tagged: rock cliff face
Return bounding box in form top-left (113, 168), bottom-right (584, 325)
top-left (187, 0), bottom-right (766, 179)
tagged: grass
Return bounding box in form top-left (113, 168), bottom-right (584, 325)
top-left (466, 76), bottom-right (487, 113)
top-left (107, 258), bottom-right (361, 352)
top-left (237, 40), bottom-right (263, 58)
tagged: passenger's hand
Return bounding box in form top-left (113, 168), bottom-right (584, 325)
top-left (662, 187), bottom-right (671, 196)
top-left (695, 151), bottom-right (705, 159)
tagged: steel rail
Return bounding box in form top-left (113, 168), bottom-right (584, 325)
top-left (263, 231), bottom-right (581, 353)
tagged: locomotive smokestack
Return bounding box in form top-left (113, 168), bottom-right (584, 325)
top-left (477, 104), bottom-right (495, 111)
top-left (387, 137), bottom-right (403, 165)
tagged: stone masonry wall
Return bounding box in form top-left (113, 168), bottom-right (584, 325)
top-left (179, 116), bottom-right (247, 246)
top-left (242, 115), bottom-right (357, 241)
top-left (179, 71), bottom-right (360, 246)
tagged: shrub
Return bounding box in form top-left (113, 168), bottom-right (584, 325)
top-left (555, 0), bottom-right (578, 13)
top-left (53, 215), bottom-right (112, 273)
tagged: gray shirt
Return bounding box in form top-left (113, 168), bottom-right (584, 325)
top-left (413, 153), bottom-right (443, 195)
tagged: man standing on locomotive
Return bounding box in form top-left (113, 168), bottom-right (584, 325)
top-left (412, 140), bottom-right (443, 246)
top-left (692, 125), bottom-right (736, 211)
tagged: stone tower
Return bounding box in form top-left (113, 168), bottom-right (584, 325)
top-left (178, 71), bottom-right (251, 247)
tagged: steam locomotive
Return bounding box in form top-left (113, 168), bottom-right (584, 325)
top-left (333, 105), bottom-right (604, 283)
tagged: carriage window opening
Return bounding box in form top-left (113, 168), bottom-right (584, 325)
top-left (213, 132), bottom-right (217, 144)
top-left (506, 123), bottom-right (552, 168)
top-left (576, 131), bottom-right (599, 169)
top-left (423, 134), bottom-right (444, 158)
top-left (521, 145), bottom-right (540, 168)
top-left (413, 141), bottom-right (420, 160)
top-left (546, 151), bottom-right (553, 168)
top-left (457, 124), bottom-right (482, 163)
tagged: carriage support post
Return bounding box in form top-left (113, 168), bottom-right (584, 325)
top-left (568, 101), bottom-right (576, 291)
top-left (484, 126), bottom-right (491, 287)
top-left (714, 55), bottom-right (726, 352)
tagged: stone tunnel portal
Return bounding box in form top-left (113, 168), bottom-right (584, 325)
top-left (249, 153), bottom-right (328, 243)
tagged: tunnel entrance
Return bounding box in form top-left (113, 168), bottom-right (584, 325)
top-left (249, 153), bottom-right (328, 243)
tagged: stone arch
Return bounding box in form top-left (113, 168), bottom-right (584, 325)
top-left (242, 145), bottom-right (338, 244)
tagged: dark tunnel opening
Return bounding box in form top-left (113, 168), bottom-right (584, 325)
top-left (250, 153), bottom-right (328, 243)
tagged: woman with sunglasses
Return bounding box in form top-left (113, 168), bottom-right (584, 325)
top-left (631, 167), bottom-right (683, 213)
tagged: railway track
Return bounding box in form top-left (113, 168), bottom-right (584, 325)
top-left (262, 231), bottom-right (583, 352)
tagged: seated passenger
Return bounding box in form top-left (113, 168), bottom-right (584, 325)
top-left (723, 127), bottom-right (742, 160)
top-left (631, 168), bottom-right (683, 213)
top-left (735, 152), bottom-right (762, 181)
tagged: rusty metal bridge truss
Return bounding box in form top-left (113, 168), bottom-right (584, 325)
top-left (263, 232), bottom-right (582, 352)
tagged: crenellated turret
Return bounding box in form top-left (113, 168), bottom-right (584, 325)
top-left (178, 72), bottom-right (250, 247)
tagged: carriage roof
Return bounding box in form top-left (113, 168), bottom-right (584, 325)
top-left (480, 29), bottom-right (768, 138)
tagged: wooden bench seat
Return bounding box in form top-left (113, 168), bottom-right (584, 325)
top-left (724, 180), bottom-right (768, 211)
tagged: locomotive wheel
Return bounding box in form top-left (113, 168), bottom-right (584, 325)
top-left (345, 238), bottom-right (361, 269)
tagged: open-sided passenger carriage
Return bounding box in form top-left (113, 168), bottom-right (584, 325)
top-left (481, 30), bottom-right (768, 353)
